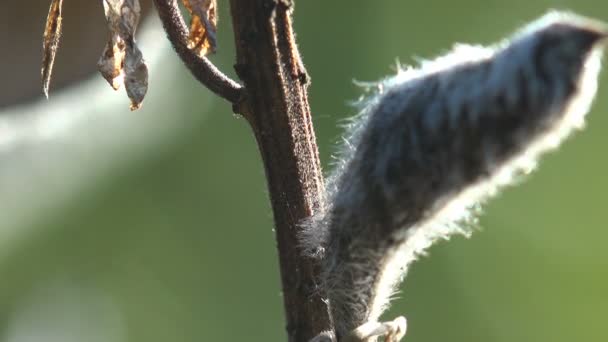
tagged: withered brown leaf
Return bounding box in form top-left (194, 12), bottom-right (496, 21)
top-left (41, 0), bottom-right (64, 98)
top-left (182, 0), bottom-right (218, 57)
top-left (98, 0), bottom-right (148, 110)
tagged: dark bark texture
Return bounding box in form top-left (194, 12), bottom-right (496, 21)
top-left (229, 1), bottom-right (331, 341)
top-left (153, 0), bottom-right (332, 339)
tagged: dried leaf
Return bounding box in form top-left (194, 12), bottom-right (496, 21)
top-left (124, 43), bottom-right (148, 111)
top-left (98, 35), bottom-right (126, 90)
top-left (98, 0), bottom-right (148, 110)
top-left (182, 0), bottom-right (218, 56)
top-left (41, 0), bottom-right (64, 98)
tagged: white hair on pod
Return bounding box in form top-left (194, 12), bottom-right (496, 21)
top-left (301, 11), bottom-right (607, 339)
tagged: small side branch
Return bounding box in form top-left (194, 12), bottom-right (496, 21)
top-left (153, 0), bottom-right (242, 105)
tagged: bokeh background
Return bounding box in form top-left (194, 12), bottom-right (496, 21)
top-left (1, 1), bottom-right (607, 341)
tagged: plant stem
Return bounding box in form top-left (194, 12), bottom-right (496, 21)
top-left (228, 0), bottom-right (331, 341)
top-left (152, 0), bottom-right (242, 104)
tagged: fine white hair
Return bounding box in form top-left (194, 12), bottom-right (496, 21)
top-left (301, 11), bottom-right (607, 338)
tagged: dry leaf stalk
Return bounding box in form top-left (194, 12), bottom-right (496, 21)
top-left (41, 0), bottom-right (64, 98)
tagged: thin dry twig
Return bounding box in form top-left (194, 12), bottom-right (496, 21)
top-left (41, 0), bottom-right (64, 98)
top-left (152, 0), bottom-right (242, 105)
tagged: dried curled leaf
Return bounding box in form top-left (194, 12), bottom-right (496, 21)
top-left (41, 0), bottom-right (64, 98)
top-left (124, 44), bottom-right (148, 110)
top-left (98, 0), bottom-right (148, 110)
top-left (182, 0), bottom-right (218, 56)
top-left (98, 35), bottom-right (126, 91)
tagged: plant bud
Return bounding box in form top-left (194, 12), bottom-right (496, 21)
top-left (302, 11), bottom-right (607, 338)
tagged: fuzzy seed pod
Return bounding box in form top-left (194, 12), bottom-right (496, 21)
top-left (302, 12), bottom-right (607, 338)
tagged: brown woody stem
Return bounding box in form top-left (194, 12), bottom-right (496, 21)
top-left (155, 0), bottom-right (332, 339)
top-left (228, 0), bottom-right (332, 341)
top-left (152, 0), bottom-right (242, 104)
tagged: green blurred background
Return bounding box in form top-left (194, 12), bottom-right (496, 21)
top-left (0, 0), bottom-right (607, 341)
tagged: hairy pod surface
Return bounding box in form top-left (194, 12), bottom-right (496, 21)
top-left (302, 12), bottom-right (607, 338)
